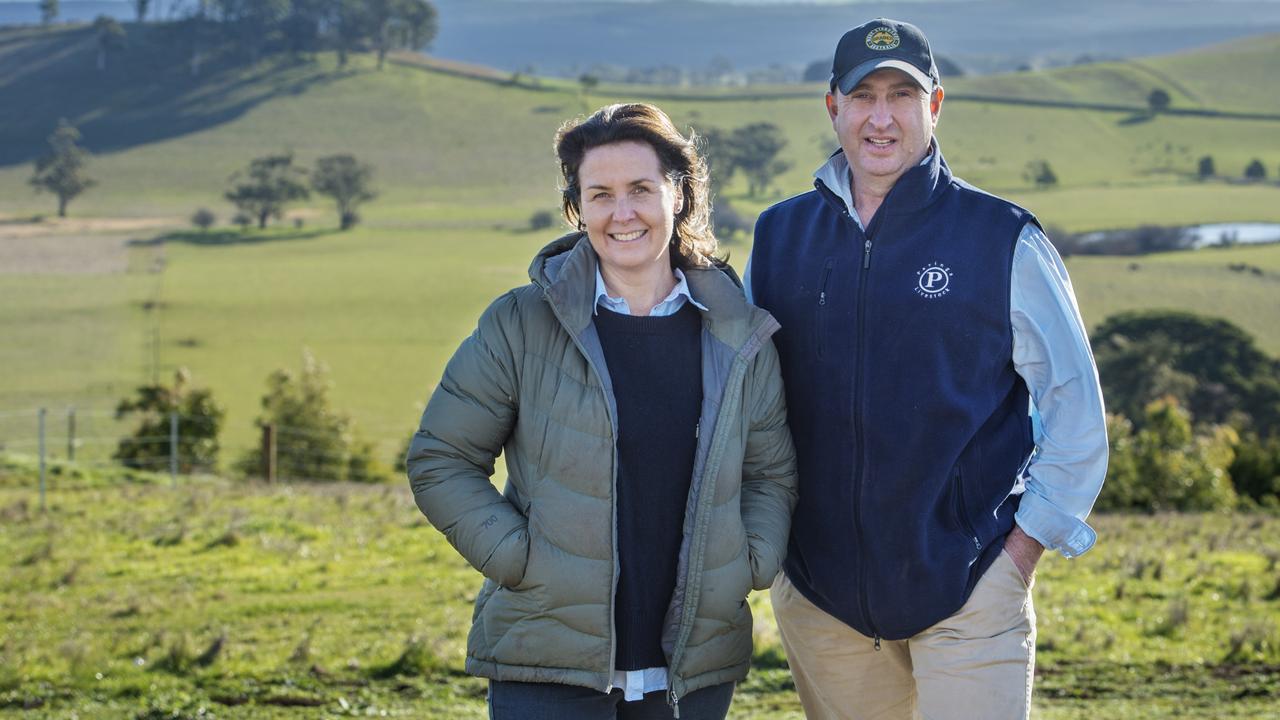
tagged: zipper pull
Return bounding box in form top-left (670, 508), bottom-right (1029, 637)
top-left (874, 636), bottom-right (882, 651)
top-left (973, 536), bottom-right (982, 551)
top-left (818, 290), bottom-right (826, 306)
top-left (668, 688), bottom-right (681, 718)
top-left (694, 421), bottom-right (700, 439)
top-left (863, 239), bottom-right (873, 269)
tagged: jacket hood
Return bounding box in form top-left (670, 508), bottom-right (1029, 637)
top-left (528, 232), bottom-right (778, 352)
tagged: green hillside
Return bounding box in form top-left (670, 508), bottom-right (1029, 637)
top-left (1, 26), bottom-right (1279, 463)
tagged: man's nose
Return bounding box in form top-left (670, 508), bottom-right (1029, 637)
top-left (869, 97), bottom-right (893, 126)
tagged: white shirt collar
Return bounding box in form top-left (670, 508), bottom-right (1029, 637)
top-left (594, 266), bottom-right (708, 317)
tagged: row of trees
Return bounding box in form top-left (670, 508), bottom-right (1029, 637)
top-left (115, 352), bottom-right (387, 483)
top-left (223, 152), bottom-right (376, 230)
top-left (26, 120), bottom-right (376, 229)
top-left (38, 0), bottom-right (438, 72)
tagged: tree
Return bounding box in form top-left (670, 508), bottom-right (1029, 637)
top-left (311, 154), bottom-right (376, 230)
top-left (30, 119), bottom-right (95, 218)
top-left (730, 122), bottom-right (791, 198)
top-left (114, 368), bottom-right (225, 473)
top-left (699, 126), bottom-right (738, 198)
top-left (1023, 159), bottom-right (1058, 188)
top-left (225, 153), bottom-right (310, 229)
top-left (578, 73), bottom-right (600, 94)
top-left (133, 0), bottom-right (150, 22)
top-left (191, 208), bottom-right (217, 229)
top-left (1197, 155), bottom-right (1215, 180)
top-left (1092, 310), bottom-right (1280, 437)
top-left (332, 0), bottom-right (437, 69)
top-left (93, 16), bottom-right (127, 71)
top-left (1244, 158), bottom-right (1267, 181)
top-left (1095, 399), bottom-right (1238, 512)
top-left (239, 350), bottom-right (381, 482)
top-left (1147, 88), bottom-right (1171, 114)
top-left (39, 0), bottom-right (57, 24)
top-left (802, 59), bottom-right (828, 83)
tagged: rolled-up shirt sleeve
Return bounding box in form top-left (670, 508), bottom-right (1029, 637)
top-left (1010, 223), bottom-right (1109, 558)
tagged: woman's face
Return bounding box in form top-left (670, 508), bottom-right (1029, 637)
top-left (577, 140), bottom-right (681, 279)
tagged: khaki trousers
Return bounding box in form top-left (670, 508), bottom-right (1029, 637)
top-left (771, 550), bottom-right (1036, 720)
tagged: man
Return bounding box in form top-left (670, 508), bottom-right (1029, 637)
top-left (745, 18), bottom-right (1108, 720)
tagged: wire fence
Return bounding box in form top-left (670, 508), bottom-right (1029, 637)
top-left (0, 405), bottom-right (414, 510)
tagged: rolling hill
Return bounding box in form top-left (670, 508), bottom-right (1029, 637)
top-left (1, 25), bottom-right (1278, 462)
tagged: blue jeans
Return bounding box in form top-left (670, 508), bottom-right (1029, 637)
top-left (488, 680), bottom-right (735, 720)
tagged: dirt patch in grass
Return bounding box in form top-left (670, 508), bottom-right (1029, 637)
top-left (0, 215), bottom-right (178, 274)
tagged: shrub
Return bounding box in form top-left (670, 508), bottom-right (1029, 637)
top-left (114, 368), bottom-right (224, 473)
top-left (1244, 159), bottom-right (1267, 181)
top-left (1197, 155), bottom-right (1215, 180)
top-left (237, 350), bottom-right (385, 482)
top-left (1229, 435), bottom-right (1280, 507)
top-left (529, 210), bottom-right (555, 231)
top-left (1096, 399), bottom-right (1238, 512)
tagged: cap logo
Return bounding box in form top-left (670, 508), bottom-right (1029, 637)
top-left (866, 26), bottom-right (900, 51)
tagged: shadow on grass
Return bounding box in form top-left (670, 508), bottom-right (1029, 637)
top-left (0, 25), bottom-right (352, 168)
top-left (1118, 112), bottom-right (1156, 126)
top-left (130, 228), bottom-right (340, 247)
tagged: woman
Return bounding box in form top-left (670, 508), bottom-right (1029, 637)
top-left (406, 103), bottom-right (797, 719)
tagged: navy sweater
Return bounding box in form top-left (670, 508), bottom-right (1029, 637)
top-left (751, 150), bottom-right (1037, 640)
top-left (594, 302), bottom-right (703, 670)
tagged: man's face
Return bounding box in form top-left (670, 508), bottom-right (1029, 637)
top-left (826, 68), bottom-right (942, 186)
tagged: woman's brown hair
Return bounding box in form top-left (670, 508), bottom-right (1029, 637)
top-left (555, 103), bottom-right (717, 269)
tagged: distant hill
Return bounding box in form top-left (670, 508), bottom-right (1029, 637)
top-left (7, 0), bottom-right (1280, 76)
top-left (0, 23), bottom-right (1277, 227)
top-left (429, 0), bottom-right (1280, 76)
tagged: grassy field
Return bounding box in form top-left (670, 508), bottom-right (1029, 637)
top-left (1, 469), bottom-right (1277, 719)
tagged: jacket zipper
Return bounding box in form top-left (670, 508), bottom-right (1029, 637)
top-left (538, 299), bottom-right (624, 691)
top-left (665, 342), bottom-right (761, 716)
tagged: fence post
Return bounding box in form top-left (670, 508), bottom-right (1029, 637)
top-left (67, 406), bottom-right (76, 462)
top-left (169, 411), bottom-right (178, 486)
top-left (261, 424), bottom-right (276, 484)
top-left (38, 407), bottom-right (47, 512)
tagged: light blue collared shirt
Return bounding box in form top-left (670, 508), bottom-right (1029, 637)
top-left (745, 151), bottom-right (1108, 559)
top-left (595, 267), bottom-right (708, 317)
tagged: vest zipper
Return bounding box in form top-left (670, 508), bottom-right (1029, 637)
top-left (851, 212), bottom-right (883, 641)
top-left (668, 687), bottom-right (681, 717)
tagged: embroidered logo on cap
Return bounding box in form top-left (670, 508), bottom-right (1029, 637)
top-left (866, 26), bottom-right (901, 51)
top-left (914, 263), bottom-right (952, 298)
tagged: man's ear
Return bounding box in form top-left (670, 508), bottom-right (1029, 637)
top-left (825, 92), bottom-right (839, 122)
top-left (930, 85), bottom-right (944, 125)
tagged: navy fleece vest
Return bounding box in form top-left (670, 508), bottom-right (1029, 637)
top-left (751, 150), bottom-right (1036, 640)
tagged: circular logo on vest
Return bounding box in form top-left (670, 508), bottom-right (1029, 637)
top-left (915, 263), bottom-right (952, 298)
top-left (866, 26), bottom-right (901, 51)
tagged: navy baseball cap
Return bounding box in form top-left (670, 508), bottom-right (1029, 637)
top-left (831, 18), bottom-right (940, 95)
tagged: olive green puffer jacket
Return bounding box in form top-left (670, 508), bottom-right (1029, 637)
top-left (406, 233), bottom-right (797, 706)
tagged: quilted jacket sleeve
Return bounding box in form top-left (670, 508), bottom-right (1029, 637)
top-left (739, 338), bottom-right (799, 590)
top-left (406, 291), bottom-right (530, 588)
